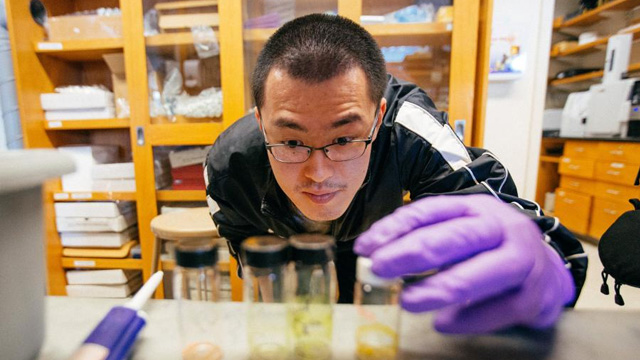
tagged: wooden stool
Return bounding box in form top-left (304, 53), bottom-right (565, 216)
top-left (150, 207), bottom-right (242, 300)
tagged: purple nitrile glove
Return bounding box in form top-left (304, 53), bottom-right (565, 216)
top-left (354, 194), bottom-right (575, 334)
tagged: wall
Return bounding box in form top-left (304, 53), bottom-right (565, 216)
top-left (482, 0), bottom-right (555, 201)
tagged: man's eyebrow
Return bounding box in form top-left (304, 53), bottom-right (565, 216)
top-left (273, 118), bottom-right (308, 132)
top-left (331, 114), bottom-right (363, 129)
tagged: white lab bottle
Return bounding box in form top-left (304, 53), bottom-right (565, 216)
top-left (354, 257), bottom-right (401, 360)
top-left (173, 238), bottom-right (222, 360)
top-left (242, 236), bottom-right (291, 360)
top-left (287, 234), bottom-right (337, 360)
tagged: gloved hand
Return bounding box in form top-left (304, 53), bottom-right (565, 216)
top-left (354, 194), bottom-right (575, 334)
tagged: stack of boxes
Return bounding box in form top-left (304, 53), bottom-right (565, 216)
top-left (169, 146), bottom-right (211, 190)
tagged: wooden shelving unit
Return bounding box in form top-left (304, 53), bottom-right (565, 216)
top-left (7, 0), bottom-right (491, 298)
top-left (540, 155), bottom-right (562, 163)
top-left (156, 190), bottom-right (206, 202)
top-left (550, 62), bottom-right (640, 87)
top-left (44, 118), bottom-right (130, 130)
top-left (61, 258), bottom-right (143, 270)
top-left (554, 0), bottom-right (640, 29)
top-left (552, 27), bottom-right (640, 59)
top-left (52, 191), bottom-right (137, 202)
top-left (35, 39), bottom-right (124, 61)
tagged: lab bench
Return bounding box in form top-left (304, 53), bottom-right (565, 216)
top-left (38, 296), bottom-right (639, 359)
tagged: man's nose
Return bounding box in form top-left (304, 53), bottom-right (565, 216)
top-left (303, 149), bottom-right (334, 183)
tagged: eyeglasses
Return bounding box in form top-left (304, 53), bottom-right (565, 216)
top-left (260, 109), bottom-right (379, 164)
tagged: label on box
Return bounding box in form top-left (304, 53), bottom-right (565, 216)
top-left (71, 193), bottom-right (93, 200)
top-left (74, 261), bottom-right (96, 267)
top-left (53, 193), bottom-right (70, 200)
top-left (48, 121), bottom-right (62, 128)
top-left (37, 42), bottom-right (63, 50)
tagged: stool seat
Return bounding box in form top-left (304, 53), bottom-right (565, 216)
top-left (150, 207), bottom-right (218, 241)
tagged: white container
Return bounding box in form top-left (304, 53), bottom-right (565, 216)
top-left (0, 150), bottom-right (75, 360)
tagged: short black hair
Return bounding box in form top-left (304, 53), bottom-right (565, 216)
top-left (251, 14), bottom-right (387, 110)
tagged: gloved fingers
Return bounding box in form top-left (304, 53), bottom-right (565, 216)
top-left (354, 195), bottom-right (481, 256)
top-left (369, 215), bottom-right (503, 278)
top-left (399, 245), bottom-right (534, 313)
top-left (432, 276), bottom-right (565, 334)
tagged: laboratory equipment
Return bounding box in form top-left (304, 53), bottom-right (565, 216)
top-left (354, 257), bottom-right (401, 360)
top-left (287, 234), bottom-right (336, 360)
top-left (242, 236), bottom-right (291, 360)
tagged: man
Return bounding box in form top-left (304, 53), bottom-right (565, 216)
top-left (205, 14), bottom-right (587, 333)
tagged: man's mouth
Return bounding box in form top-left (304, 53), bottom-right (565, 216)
top-left (302, 191), bottom-right (339, 204)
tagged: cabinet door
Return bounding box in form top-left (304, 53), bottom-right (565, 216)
top-left (589, 197), bottom-right (634, 240)
top-left (564, 141), bottom-right (599, 159)
top-left (558, 157), bottom-right (595, 179)
top-left (597, 142), bottom-right (640, 163)
top-left (555, 189), bottom-right (592, 235)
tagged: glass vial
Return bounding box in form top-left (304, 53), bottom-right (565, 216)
top-left (354, 257), bottom-right (401, 360)
top-left (242, 236), bottom-right (291, 360)
top-left (173, 238), bottom-right (222, 360)
top-left (287, 234), bottom-right (337, 360)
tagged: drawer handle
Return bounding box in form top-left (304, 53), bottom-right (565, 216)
top-left (610, 163), bottom-right (624, 169)
top-left (605, 189), bottom-right (620, 195)
top-left (610, 150), bottom-right (624, 156)
top-left (604, 209), bottom-right (618, 215)
top-left (568, 164), bottom-right (581, 170)
top-left (569, 181), bottom-right (580, 187)
top-left (563, 198), bottom-right (575, 204)
top-left (606, 170), bottom-right (621, 176)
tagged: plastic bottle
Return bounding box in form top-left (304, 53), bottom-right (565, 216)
top-left (242, 236), bottom-right (291, 360)
top-left (354, 257), bottom-right (401, 360)
top-left (287, 234), bottom-right (337, 360)
top-left (173, 238), bottom-right (222, 360)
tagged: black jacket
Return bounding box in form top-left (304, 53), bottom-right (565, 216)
top-left (205, 76), bottom-right (587, 303)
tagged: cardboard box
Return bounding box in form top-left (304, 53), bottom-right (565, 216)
top-left (48, 14), bottom-right (123, 41)
top-left (102, 53), bottom-right (128, 103)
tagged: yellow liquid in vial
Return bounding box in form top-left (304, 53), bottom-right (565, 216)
top-left (355, 323), bottom-right (398, 360)
top-left (289, 304), bottom-right (332, 360)
top-left (182, 342), bottom-right (223, 360)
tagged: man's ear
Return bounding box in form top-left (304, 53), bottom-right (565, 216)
top-left (372, 98), bottom-right (387, 141)
top-left (254, 106), bottom-right (262, 130)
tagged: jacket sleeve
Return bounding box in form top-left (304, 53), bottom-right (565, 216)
top-left (204, 155), bottom-right (268, 274)
top-left (394, 97), bottom-right (587, 306)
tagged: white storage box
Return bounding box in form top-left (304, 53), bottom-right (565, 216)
top-left (56, 211), bottom-right (137, 232)
top-left (92, 162), bottom-right (135, 179)
top-left (58, 146), bottom-right (120, 192)
top-left (45, 107), bottom-right (115, 121)
top-left (60, 226), bottom-right (138, 248)
top-left (40, 92), bottom-right (114, 111)
top-left (54, 201), bottom-right (134, 218)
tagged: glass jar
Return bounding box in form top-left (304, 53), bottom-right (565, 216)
top-left (287, 234), bottom-right (337, 360)
top-left (242, 236), bottom-right (291, 360)
top-left (354, 257), bottom-right (401, 360)
top-left (173, 238), bottom-right (222, 360)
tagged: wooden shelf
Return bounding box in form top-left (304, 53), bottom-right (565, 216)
top-left (61, 257), bottom-right (143, 270)
top-left (156, 190), bottom-right (206, 201)
top-left (35, 38), bottom-right (124, 61)
top-left (147, 123), bottom-right (225, 145)
top-left (550, 62), bottom-right (640, 86)
top-left (44, 118), bottom-right (130, 130)
top-left (146, 32), bottom-right (195, 47)
top-left (552, 27), bottom-right (640, 58)
top-left (554, 0), bottom-right (640, 29)
top-left (52, 192), bottom-right (137, 202)
top-left (540, 156), bottom-right (562, 163)
top-left (366, 22), bottom-right (452, 47)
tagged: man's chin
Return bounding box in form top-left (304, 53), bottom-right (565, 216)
top-left (297, 202), bottom-right (346, 222)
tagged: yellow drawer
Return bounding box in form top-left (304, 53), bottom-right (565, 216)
top-left (594, 161), bottom-right (639, 185)
top-left (559, 176), bottom-right (595, 194)
top-left (594, 181), bottom-right (640, 202)
top-left (589, 198), bottom-right (634, 240)
top-left (555, 189), bottom-right (592, 235)
top-left (558, 157), bottom-right (595, 179)
top-left (564, 141), bottom-right (599, 159)
top-left (597, 142), bottom-right (640, 164)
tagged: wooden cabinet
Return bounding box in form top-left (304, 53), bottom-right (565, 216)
top-left (6, 0), bottom-right (492, 296)
top-left (539, 139), bottom-right (639, 241)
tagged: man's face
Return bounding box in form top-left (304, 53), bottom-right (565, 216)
top-left (256, 67), bottom-right (386, 222)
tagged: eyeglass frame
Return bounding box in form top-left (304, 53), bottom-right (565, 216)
top-left (258, 108), bottom-right (380, 164)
